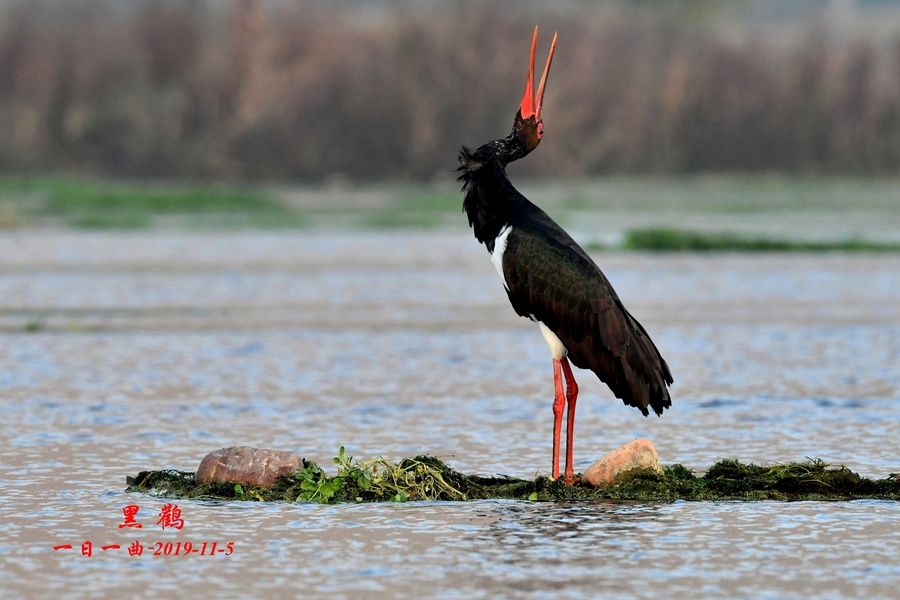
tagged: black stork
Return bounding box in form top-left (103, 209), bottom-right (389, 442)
top-left (457, 28), bottom-right (673, 484)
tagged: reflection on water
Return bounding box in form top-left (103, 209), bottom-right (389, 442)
top-left (0, 232), bottom-right (898, 599)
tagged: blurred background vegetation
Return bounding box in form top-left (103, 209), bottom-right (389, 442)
top-left (4, 0), bottom-right (900, 180)
top-left (0, 0), bottom-right (899, 243)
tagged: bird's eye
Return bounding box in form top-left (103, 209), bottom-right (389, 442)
top-left (538, 123), bottom-right (544, 137)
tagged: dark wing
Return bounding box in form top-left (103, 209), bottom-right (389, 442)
top-left (502, 224), bottom-right (673, 416)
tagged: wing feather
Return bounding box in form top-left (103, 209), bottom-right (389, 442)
top-left (502, 225), bottom-right (672, 416)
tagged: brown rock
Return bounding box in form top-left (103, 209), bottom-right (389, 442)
top-left (582, 438), bottom-right (663, 487)
top-left (196, 446), bottom-right (302, 487)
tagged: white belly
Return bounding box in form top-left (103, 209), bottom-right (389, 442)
top-left (539, 321), bottom-right (568, 359)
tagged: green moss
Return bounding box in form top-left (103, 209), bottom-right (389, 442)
top-left (125, 451), bottom-right (900, 503)
top-left (621, 228), bottom-right (900, 252)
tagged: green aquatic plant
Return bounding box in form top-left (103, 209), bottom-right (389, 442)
top-left (326, 447), bottom-right (469, 502)
top-left (296, 460), bottom-right (343, 502)
top-left (125, 453), bottom-right (900, 503)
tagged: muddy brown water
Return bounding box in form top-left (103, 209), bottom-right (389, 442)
top-left (1, 231), bottom-right (899, 599)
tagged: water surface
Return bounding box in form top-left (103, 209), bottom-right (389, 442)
top-left (1, 232), bottom-right (898, 598)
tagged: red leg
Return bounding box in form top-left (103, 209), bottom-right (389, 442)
top-left (551, 358), bottom-right (565, 480)
top-left (561, 357), bottom-right (579, 484)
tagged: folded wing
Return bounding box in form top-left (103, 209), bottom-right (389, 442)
top-left (502, 224), bottom-right (673, 416)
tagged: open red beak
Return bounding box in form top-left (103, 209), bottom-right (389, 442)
top-left (519, 27), bottom-right (558, 124)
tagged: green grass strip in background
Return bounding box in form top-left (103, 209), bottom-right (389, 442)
top-left (0, 176), bottom-right (302, 229)
top-left (622, 228), bottom-right (900, 252)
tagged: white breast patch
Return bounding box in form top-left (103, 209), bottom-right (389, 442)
top-left (490, 224), bottom-right (512, 290)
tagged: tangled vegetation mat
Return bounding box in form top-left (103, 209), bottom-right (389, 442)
top-left (125, 448), bottom-right (900, 503)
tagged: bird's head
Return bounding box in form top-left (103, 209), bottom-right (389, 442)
top-left (511, 27), bottom-right (557, 154)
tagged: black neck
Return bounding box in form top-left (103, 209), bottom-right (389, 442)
top-left (474, 132), bottom-right (531, 167)
top-left (458, 132), bottom-right (534, 250)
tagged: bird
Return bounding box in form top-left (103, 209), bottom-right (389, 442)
top-left (457, 27), bottom-right (673, 484)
